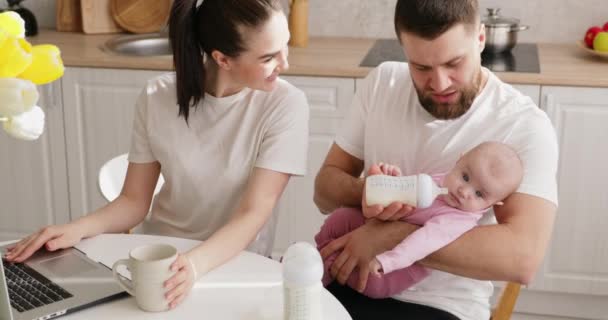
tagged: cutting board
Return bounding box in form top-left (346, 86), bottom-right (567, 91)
top-left (80, 0), bottom-right (124, 34)
top-left (110, 0), bottom-right (171, 34)
top-left (56, 0), bottom-right (82, 32)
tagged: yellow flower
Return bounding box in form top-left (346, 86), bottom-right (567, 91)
top-left (0, 78), bottom-right (39, 117)
top-left (0, 37), bottom-right (33, 77)
top-left (19, 45), bottom-right (65, 85)
top-left (0, 11), bottom-right (25, 38)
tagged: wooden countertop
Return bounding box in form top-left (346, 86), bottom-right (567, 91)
top-left (30, 29), bottom-right (608, 88)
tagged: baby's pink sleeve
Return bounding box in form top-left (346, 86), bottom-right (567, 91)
top-left (376, 212), bottom-right (480, 274)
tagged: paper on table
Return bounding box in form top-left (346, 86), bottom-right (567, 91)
top-left (75, 234), bottom-right (283, 289)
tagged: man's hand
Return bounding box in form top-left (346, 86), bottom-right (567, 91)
top-left (362, 164), bottom-right (415, 221)
top-left (319, 219), bottom-right (417, 292)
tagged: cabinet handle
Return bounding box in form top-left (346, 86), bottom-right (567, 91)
top-left (47, 82), bottom-right (60, 110)
top-left (544, 93), bottom-right (555, 113)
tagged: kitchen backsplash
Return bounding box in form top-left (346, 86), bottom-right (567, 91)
top-left (6, 0), bottom-right (608, 43)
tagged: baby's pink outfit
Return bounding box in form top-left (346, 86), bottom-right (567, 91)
top-left (314, 174), bottom-right (484, 299)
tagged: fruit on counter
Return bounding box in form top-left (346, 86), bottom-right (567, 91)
top-left (603, 22), bottom-right (608, 31)
top-left (585, 26), bottom-right (603, 48)
top-left (593, 32), bottom-right (608, 52)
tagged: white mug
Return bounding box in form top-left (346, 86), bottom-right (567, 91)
top-left (112, 243), bottom-right (177, 312)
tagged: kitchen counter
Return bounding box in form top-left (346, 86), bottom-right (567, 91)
top-left (30, 29), bottom-right (608, 88)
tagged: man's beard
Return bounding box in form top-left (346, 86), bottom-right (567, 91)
top-left (416, 69), bottom-right (483, 120)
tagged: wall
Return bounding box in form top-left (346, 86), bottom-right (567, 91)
top-left (5, 0), bottom-right (608, 43)
top-left (307, 0), bottom-right (608, 43)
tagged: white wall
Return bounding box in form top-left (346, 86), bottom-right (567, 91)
top-left (7, 0), bottom-right (608, 43)
top-left (307, 0), bottom-right (608, 43)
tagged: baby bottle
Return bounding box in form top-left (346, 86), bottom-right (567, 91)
top-left (366, 173), bottom-right (448, 208)
top-left (282, 242), bottom-right (323, 320)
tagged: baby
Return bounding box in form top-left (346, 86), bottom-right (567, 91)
top-left (315, 141), bottom-right (524, 298)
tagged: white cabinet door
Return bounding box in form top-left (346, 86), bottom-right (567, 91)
top-left (534, 86), bottom-right (608, 296)
top-left (0, 81), bottom-right (69, 241)
top-left (511, 84), bottom-right (540, 106)
top-left (272, 76), bottom-right (355, 257)
top-left (61, 67), bottom-right (164, 219)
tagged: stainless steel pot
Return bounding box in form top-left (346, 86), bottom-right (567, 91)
top-left (482, 8), bottom-right (529, 53)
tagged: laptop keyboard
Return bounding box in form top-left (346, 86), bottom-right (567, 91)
top-left (2, 259), bottom-right (73, 313)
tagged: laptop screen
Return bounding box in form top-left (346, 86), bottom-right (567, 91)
top-left (0, 258), bottom-right (14, 320)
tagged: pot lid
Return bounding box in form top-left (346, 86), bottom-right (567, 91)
top-left (482, 8), bottom-right (520, 28)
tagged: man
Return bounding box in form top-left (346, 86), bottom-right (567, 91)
top-left (313, 0), bottom-right (558, 319)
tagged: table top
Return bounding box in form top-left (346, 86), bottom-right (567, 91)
top-left (2, 234), bottom-right (351, 320)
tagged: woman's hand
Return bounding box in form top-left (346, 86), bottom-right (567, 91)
top-left (164, 253), bottom-right (197, 309)
top-left (3, 224), bottom-right (86, 263)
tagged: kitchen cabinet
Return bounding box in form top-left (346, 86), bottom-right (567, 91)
top-left (61, 67), bottom-right (164, 219)
top-left (272, 75), bottom-right (355, 257)
top-left (0, 81), bottom-right (70, 241)
top-left (511, 84), bottom-right (540, 106)
top-left (508, 86), bottom-right (608, 320)
top-left (537, 86), bottom-right (608, 297)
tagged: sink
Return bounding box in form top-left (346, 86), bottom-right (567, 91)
top-left (102, 33), bottom-right (172, 56)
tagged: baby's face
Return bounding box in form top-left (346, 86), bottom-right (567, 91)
top-left (442, 151), bottom-right (517, 212)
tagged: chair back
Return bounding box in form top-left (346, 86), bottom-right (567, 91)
top-left (98, 153), bottom-right (164, 202)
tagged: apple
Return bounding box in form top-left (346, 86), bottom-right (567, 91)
top-left (593, 32), bottom-right (608, 52)
top-left (585, 26), bottom-right (603, 48)
top-left (603, 22), bottom-right (608, 31)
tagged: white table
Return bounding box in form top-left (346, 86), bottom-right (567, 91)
top-left (2, 234), bottom-right (351, 320)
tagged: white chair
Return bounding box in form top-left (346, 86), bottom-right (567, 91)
top-left (98, 153), bottom-right (165, 233)
top-left (98, 153), bottom-right (164, 202)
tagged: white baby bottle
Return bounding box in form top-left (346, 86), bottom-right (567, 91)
top-left (366, 173), bottom-right (448, 208)
top-left (282, 242), bottom-right (324, 320)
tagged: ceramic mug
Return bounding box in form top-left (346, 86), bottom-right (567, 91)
top-left (112, 243), bottom-right (177, 312)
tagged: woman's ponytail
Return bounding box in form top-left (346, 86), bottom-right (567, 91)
top-left (169, 0), bottom-right (204, 123)
top-left (169, 0), bottom-right (282, 123)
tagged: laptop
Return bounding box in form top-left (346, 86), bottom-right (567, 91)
top-left (0, 244), bottom-right (126, 320)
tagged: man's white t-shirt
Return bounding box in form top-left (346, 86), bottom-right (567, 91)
top-left (129, 73), bottom-right (309, 257)
top-left (336, 62), bottom-right (558, 320)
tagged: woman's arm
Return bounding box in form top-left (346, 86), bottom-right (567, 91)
top-left (186, 167), bottom-right (290, 276)
top-left (5, 161), bottom-right (161, 262)
top-left (76, 161), bottom-right (162, 236)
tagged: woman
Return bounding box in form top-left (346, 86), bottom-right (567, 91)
top-left (4, 0), bottom-right (308, 309)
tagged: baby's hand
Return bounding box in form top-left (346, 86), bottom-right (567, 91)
top-left (369, 258), bottom-right (383, 277)
top-left (378, 162), bottom-right (402, 176)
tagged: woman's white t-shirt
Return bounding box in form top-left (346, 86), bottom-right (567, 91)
top-left (128, 73), bottom-right (309, 256)
top-left (336, 62), bottom-right (558, 320)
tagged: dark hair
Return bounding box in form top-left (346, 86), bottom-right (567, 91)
top-left (394, 0), bottom-right (479, 40)
top-left (169, 0), bottom-right (282, 123)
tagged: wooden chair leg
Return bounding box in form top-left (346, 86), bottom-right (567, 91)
top-left (491, 282), bottom-right (521, 320)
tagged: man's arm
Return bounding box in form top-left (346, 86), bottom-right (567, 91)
top-left (314, 143), bottom-right (417, 291)
top-left (419, 192), bottom-right (557, 284)
top-left (313, 143), bottom-right (365, 214)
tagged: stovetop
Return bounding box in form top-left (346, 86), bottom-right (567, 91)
top-left (360, 39), bottom-right (540, 73)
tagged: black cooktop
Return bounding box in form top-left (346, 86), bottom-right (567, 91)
top-left (360, 39), bottom-right (540, 73)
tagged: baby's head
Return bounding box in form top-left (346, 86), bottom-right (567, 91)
top-left (443, 141), bottom-right (523, 212)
